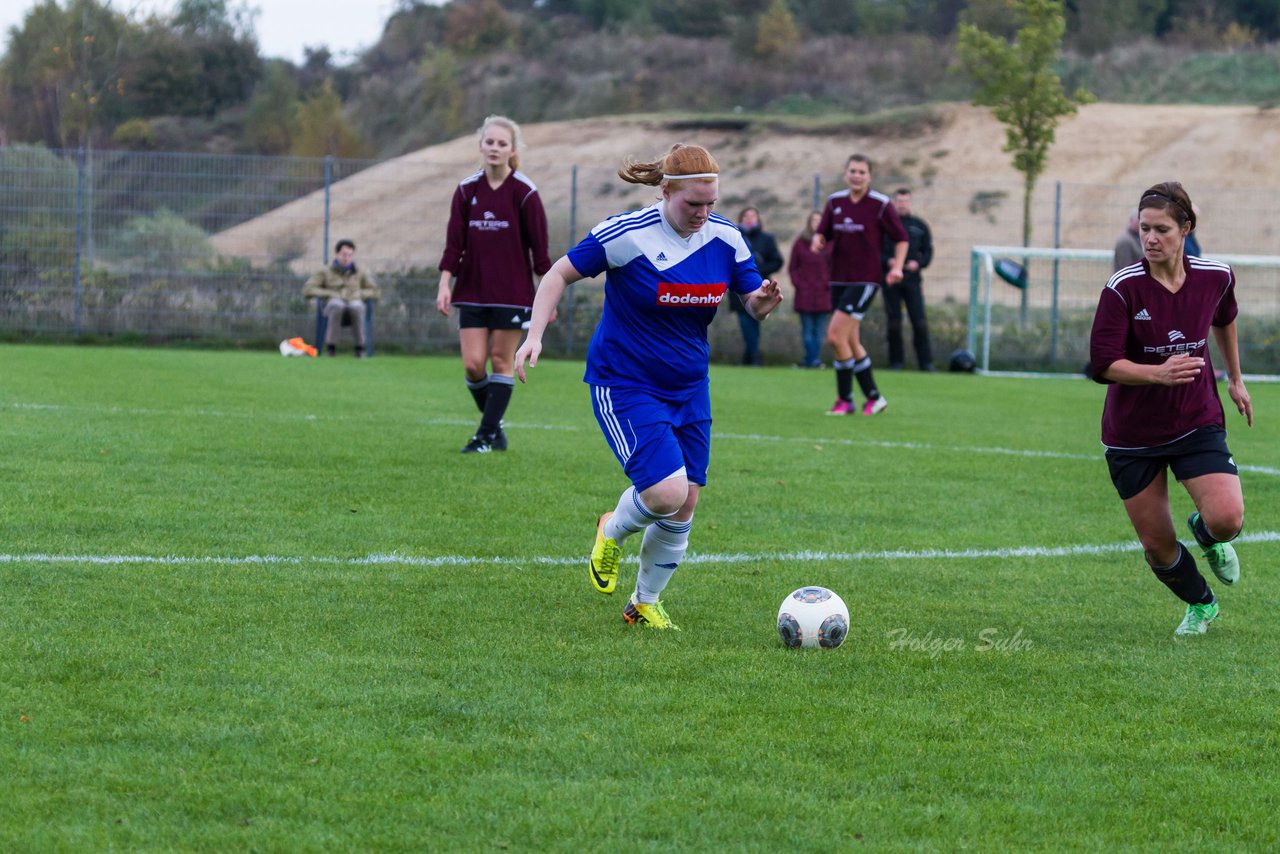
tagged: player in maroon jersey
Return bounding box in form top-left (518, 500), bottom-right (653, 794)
top-left (811, 154), bottom-right (908, 416)
top-left (1088, 181), bottom-right (1253, 636)
top-left (437, 115), bottom-right (553, 453)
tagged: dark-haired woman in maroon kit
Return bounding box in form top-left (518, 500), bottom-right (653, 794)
top-left (1089, 181), bottom-right (1253, 637)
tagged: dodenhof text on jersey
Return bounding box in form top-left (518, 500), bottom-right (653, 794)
top-left (656, 282), bottom-right (727, 306)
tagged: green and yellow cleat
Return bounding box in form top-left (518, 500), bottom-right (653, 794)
top-left (1174, 600), bottom-right (1219, 636)
top-left (1187, 512), bottom-right (1239, 585)
top-left (589, 512), bottom-right (621, 595)
top-left (622, 595), bottom-right (680, 630)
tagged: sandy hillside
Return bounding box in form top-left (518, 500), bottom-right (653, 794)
top-left (212, 103), bottom-right (1280, 300)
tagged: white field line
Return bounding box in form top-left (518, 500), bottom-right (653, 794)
top-left (7, 401), bottom-right (1277, 474)
top-left (3, 531), bottom-right (1279, 569)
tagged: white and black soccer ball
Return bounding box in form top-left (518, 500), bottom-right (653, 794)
top-left (777, 586), bottom-right (849, 649)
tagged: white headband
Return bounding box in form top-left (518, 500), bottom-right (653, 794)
top-left (662, 172), bottom-right (718, 181)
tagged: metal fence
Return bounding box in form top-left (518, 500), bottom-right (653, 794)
top-left (2, 145), bottom-right (1277, 369)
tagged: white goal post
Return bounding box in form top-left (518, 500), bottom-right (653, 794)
top-left (967, 246), bottom-right (1280, 377)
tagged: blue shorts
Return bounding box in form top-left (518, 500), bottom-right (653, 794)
top-left (590, 384), bottom-right (711, 492)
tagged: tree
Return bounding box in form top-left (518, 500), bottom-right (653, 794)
top-left (755, 0), bottom-right (800, 58)
top-left (956, 0), bottom-right (1092, 249)
top-left (290, 80), bottom-right (367, 158)
top-left (130, 0), bottom-right (261, 118)
top-left (0, 0), bottom-right (139, 147)
top-left (244, 61), bottom-right (300, 154)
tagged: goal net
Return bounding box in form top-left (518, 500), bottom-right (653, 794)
top-left (966, 246), bottom-right (1280, 378)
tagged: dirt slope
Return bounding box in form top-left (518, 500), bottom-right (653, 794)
top-left (212, 103), bottom-right (1280, 300)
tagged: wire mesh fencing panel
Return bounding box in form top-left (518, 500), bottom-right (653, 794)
top-left (968, 247), bottom-right (1280, 375)
top-left (3, 145), bottom-right (1276, 368)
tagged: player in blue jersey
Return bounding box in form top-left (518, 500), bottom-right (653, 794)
top-left (514, 143), bottom-right (783, 630)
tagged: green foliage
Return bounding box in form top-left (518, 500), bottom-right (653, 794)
top-left (109, 117), bottom-right (156, 150)
top-left (417, 48), bottom-right (469, 139)
top-left (5, 0), bottom-right (1280, 158)
top-left (956, 0), bottom-right (1093, 246)
top-left (244, 61), bottom-right (301, 155)
top-left (1058, 41), bottom-right (1280, 105)
top-left (0, 147), bottom-right (77, 295)
top-left (444, 0), bottom-right (520, 53)
top-left (127, 27), bottom-right (261, 119)
top-left (103, 208), bottom-right (214, 272)
top-left (1067, 0), bottom-right (1168, 54)
top-left (0, 0), bottom-right (138, 146)
top-left (290, 81), bottom-right (368, 158)
top-left (755, 0), bottom-right (801, 58)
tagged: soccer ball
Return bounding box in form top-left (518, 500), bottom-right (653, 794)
top-left (777, 586), bottom-right (849, 649)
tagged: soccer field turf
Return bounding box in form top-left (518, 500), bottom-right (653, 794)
top-left (2, 344), bottom-right (1277, 850)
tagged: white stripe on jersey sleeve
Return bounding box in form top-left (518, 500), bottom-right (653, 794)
top-left (592, 206), bottom-right (662, 244)
top-left (1102, 264), bottom-right (1145, 308)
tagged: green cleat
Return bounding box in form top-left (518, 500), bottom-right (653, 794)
top-left (622, 595), bottom-right (680, 630)
top-left (1187, 512), bottom-right (1240, 585)
top-left (589, 512), bottom-right (621, 595)
top-left (1174, 600), bottom-right (1219, 636)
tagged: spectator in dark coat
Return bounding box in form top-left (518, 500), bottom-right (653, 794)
top-left (732, 207), bottom-right (783, 365)
top-left (880, 188), bottom-right (935, 371)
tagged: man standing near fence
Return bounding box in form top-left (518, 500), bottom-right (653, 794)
top-left (1113, 209), bottom-right (1142, 272)
top-left (881, 188), bottom-right (934, 372)
top-left (303, 239), bottom-right (380, 357)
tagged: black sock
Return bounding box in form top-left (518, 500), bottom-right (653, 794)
top-left (466, 375), bottom-right (490, 414)
top-left (1191, 513), bottom-right (1237, 548)
top-left (853, 356), bottom-right (879, 401)
top-left (834, 359), bottom-right (854, 402)
top-left (479, 376), bottom-right (514, 437)
top-left (1149, 544), bottom-right (1214, 606)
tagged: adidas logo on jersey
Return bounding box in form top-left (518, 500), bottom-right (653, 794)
top-left (1134, 308), bottom-right (1151, 320)
top-left (655, 252), bottom-right (668, 262)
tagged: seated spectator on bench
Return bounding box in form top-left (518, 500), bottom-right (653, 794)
top-left (303, 238), bottom-right (380, 357)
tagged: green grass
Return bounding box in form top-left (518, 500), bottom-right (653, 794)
top-left (2, 344), bottom-right (1278, 851)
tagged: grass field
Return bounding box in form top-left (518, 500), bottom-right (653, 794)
top-left (2, 344), bottom-right (1278, 851)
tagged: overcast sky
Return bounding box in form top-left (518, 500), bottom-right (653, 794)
top-left (1, 0), bottom-right (398, 65)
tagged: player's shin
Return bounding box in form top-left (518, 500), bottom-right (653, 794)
top-left (636, 516), bottom-right (692, 603)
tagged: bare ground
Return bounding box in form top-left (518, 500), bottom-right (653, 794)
top-left (213, 103), bottom-right (1280, 301)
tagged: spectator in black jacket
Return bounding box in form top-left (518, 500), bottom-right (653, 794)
top-left (733, 207), bottom-right (783, 365)
top-left (880, 189), bottom-right (935, 371)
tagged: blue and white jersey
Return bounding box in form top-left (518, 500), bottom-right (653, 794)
top-left (569, 202), bottom-right (763, 395)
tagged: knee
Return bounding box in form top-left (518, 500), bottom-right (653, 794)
top-left (642, 479), bottom-right (689, 517)
top-left (1203, 505), bottom-right (1244, 541)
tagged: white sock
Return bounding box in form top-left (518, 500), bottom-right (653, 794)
top-left (635, 516), bottom-right (692, 603)
top-left (603, 486), bottom-right (664, 545)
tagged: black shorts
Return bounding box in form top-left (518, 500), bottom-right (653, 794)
top-left (458, 305), bottom-right (531, 330)
top-left (1105, 425), bottom-right (1238, 501)
top-left (831, 283), bottom-right (879, 319)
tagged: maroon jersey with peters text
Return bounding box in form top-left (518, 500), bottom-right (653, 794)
top-left (439, 170), bottom-right (552, 308)
top-left (1089, 256), bottom-right (1238, 449)
top-left (816, 188), bottom-right (908, 285)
